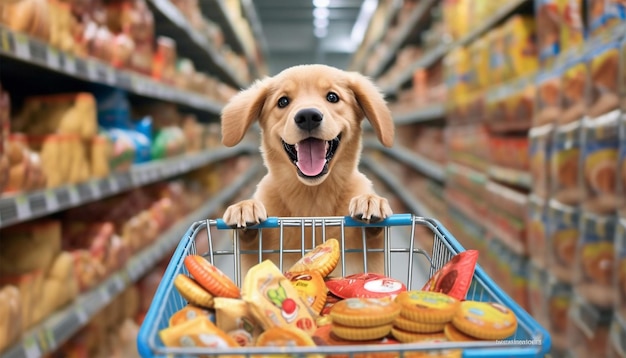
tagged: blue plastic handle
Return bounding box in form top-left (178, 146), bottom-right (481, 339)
top-left (215, 213), bottom-right (415, 230)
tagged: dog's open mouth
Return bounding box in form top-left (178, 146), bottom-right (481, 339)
top-left (282, 135), bottom-right (341, 178)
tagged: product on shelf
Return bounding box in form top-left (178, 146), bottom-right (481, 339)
top-left (574, 211), bottom-right (616, 309)
top-left (526, 261), bottom-right (549, 329)
top-left (588, 38), bottom-right (621, 118)
top-left (0, 285), bottom-right (21, 353)
top-left (615, 218), bottom-right (626, 320)
top-left (560, 55), bottom-right (589, 125)
top-left (560, 0), bottom-right (586, 56)
top-left (546, 199), bottom-right (580, 284)
top-left (587, 0), bottom-right (626, 38)
top-left (546, 272), bottom-right (572, 353)
top-left (0, 0), bottom-right (51, 42)
top-left (536, 0), bottom-right (561, 67)
top-left (567, 295), bottom-right (613, 358)
top-left (152, 36), bottom-right (178, 84)
top-left (527, 195), bottom-right (549, 268)
top-left (618, 113), bottom-right (626, 218)
top-left (551, 120), bottom-right (583, 205)
top-left (4, 135), bottom-right (47, 193)
top-left (529, 123), bottom-right (554, 199)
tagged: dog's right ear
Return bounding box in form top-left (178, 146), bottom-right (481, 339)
top-left (221, 78), bottom-right (269, 147)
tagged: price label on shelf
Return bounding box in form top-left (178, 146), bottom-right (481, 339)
top-left (28, 40), bottom-right (47, 64)
top-left (105, 67), bottom-right (116, 85)
top-left (63, 54), bottom-right (77, 74)
top-left (0, 197), bottom-right (19, 226)
top-left (22, 336), bottom-right (41, 358)
top-left (86, 61), bottom-right (98, 81)
top-left (44, 190), bottom-right (59, 212)
top-left (13, 33), bottom-right (30, 59)
top-left (67, 186), bottom-right (81, 205)
top-left (75, 305), bottom-right (89, 325)
top-left (47, 48), bottom-right (61, 69)
top-left (27, 193), bottom-right (47, 215)
top-left (74, 58), bottom-right (88, 78)
top-left (15, 195), bottom-right (30, 220)
top-left (99, 286), bottom-right (111, 303)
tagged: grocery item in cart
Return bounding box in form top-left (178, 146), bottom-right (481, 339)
top-left (451, 301), bottom-right (518, 340)
top-left (173, 274), bottom-right (215, 309)
top-left (329, 297), bottom-right (400, 341)
top-left (287, 238), bottom-right (339, 278)
top-left (168, 305), bottom-right (214, 327)
top-left (574, 211), bottom-right (616, 308)
top-left (285, 271), bottom-right (327, 314)
top-left (581, 113), bottom-right (620, 215)
top-left (421, 250), bottom-right (478, 300)
top-left (326, 273), bottom-right (406, 299)
top-left (159, 315), bottom-right (239, 350)
top-left (214, 297), bottom-right (263, 347)
top-left (184, 255), bottom-right (239, 299)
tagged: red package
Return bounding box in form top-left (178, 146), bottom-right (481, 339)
top-left (422, 250), bottom-right (479, 300)
top-left (325, 273), bottom-right (406, 299)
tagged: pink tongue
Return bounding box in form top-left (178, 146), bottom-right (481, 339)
top-left (296, 138), bottom-right (326, 176)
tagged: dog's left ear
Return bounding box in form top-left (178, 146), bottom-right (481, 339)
top-left (348, 72), bottom-right (394, 147)
top-left (221, 78), bottom-right (270, 147)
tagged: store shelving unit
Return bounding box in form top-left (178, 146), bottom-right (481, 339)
top-left (379, 0), bottom-right (530, 96)
top-left (0, 25), bottom-right (224, 115)
top-left (0, 143), bottom-right (258, 229)
top-left (147, 0), bottom-right (248, 89)
top-left (392, 104), bottom-right (446, 125)
top-left (0, 161), bottom-right (263, 358)
top-left (487, 166), bottom-right (532, 190)
top-left (363, 140), bottom-right (445, 183)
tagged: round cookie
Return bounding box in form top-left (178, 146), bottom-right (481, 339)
top-left (184, 255), bottom-right (240, 298)
top-left (329, 298), bottom-right (401, 327)
top-left (287, 238), bottom-right (340, 277)
top-left (390, 327), bottom-right (447, 343)
top-left (173, 274), bottom-right (215, 308)
top-left (451, 301), bottom-right (518, 340)
top-left (256, 326), bottom-right (317, 347)
top-left (286, 271), bottom-right (328, 314)
top-left (332, 323), bottom-right (393, 341)
top-left (394, 315), bottom-right (446, 333)
top-left (395, 291), bottom-right (460, 324)
top-left (443, 323), bottom-right (478, 342)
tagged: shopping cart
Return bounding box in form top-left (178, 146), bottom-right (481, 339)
top-left (137, 213), bottom-right (551, 357)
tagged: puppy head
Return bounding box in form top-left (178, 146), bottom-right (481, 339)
top-left (221, 64), bottom-right (394, 185)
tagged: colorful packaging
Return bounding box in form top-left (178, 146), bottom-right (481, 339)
top-left (421, 250), bottom-right (479, 300)
top-left (534, 68), bottom-right (562, 126)
top-left (526, 262), bottom-right (549, 328)
top-left (529, 124), bottom-right (554, 198)
top-left (527, 195), bottom-right (549, 268)
top-left (588, 0), bottom-right (626, 37)
top-left (213, 297), bottom-right (263, 347)
top-left (505, 15), bottom-right (539, 80)
top-left (326, 273), bottom-right (407, 300)
top-left (545, 272), bottom-right (573, 353)
top-left (551, 120), bottom-right (584, 205)
top-left (581, 113), bottom-right (620, 214)
top-left (560, 56), bottom-right (589, 125)
top-left (560, 0), bottom-right (586, 55)
top-left (574, 211), bottom-right (616, 309)
top-left (489, 26), bottom-right (510, 84)
top-left (567, 295), bottom-right (613, 357)
top-left (614, 218), bottom-right (626, 320)
top-left (589, 40), bottom-right (622, 118)
top-left (536, 0), bottom-right (563, 66)
top-left (547, 199), bottom-right (580, 283)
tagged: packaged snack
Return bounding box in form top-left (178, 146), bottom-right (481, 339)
top-left (588, 40), bottom-right (621, 118)
top-left (609, 314), bottom-right (626, 358)
top-left (567, 295), bottom-right (613, 357)
top-left (285, 271), bottom-right (328, 314)
top-left (547, 199), bottom-right (580, 283)
top-left (183, 255), bottom-right (240, 299)
top-left (213, 297), bottom-right (262, 347)
top-left (560, 0), bottom-right (586, 55)
top-left (395, 291), bottom-right (460, 324)
top-left (242, 260), bottom-right (317, 335)
top-left (614, 218), bottom-right (626, 319)
top-left (326, 273), bottom-right (406, 300)
top-left (574, 211), bottom-right (617, 308)
top-left (450, 301), bottom-right (518, 340)
top-left (529, 124), bottom-right (554, 198)
top-left (287, 238), bottom-right (340, 278)
top-left (551, 120), bottom-right (584, 205)
top-left (536, 0), bottom-right (563, 66)
top-left (159, 316), bottom-right (239, 350)
top-left (527, 195), bottom-right (549, 267)
top-left (168, 305), bottom-right (214, 327)
top-left (581, 113), bottom-right (620, 214)
top-left (545, 272), bottom-right (573, 352)
top-left (173, 274), bottom-right (215, 309)
top-left (560, 56), bottom-right (589, 125)
top-left (504, 15), bottom-right (539, 80)
top-left (421, 250), bottom-right (478, 300)
top-left (489, 26), bottom-right (509, 84)
top-left (390, 328), bottom-right (447, 344)
top-left (534, 68), bottom-right (562, 126)
top-left (588, 0), bottom-right (626, 37)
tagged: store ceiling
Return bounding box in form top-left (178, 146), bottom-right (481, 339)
top-left (252, 0), bottom-right (373, 75)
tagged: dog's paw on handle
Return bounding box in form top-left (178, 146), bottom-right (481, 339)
top-left (349, 194), bottom-right (393, 223)
top-left (223, 199), bottom-right (268, 229)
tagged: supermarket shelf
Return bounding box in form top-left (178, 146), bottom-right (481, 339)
top-left (0, 26), bottom-right (224, 115)
top-left (380, 0), bottom-right (529, 95)
top-left (393, 104), bottom-right (446, 125)
top-left (147, 0), bottom-right (248, 89)
top-left (241, 0), bottom-right (270, 69)
top-left (487, 165), bottom-right (531, 190)
top-left (360, 156), bottom-right (435, 218)
top-left (0, 144), bottom-right (258, 229)
top-left (447, 162), bottom-right (488, 184)
top-left (363, 140), bottom-right (445, 183)
top-left (1, 161), bottom-right (262, 358)
top-left (367, 0), bottom-right (438, 78)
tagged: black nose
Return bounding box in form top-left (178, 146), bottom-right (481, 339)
top-left (294, 108), bottom-right (323, 131)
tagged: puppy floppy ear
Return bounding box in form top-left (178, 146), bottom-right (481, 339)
top-left (348, 72), bottom-right (394, 147)
top-left (221, 79), bottom-right (269, 147)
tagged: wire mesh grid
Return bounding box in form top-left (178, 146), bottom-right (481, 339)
top-left (139, 214), bottom-right (550, 358)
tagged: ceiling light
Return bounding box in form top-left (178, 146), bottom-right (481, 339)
top-left (314, 26), bottom-right (328, 38)
top-left (314, 17), bottom-right (329, 28)
top-left (313, 0), bottom-right (330, 8)
top-left (313, 7), bottom-right (329, 19)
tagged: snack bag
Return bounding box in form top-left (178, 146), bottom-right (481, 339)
top-left (588, 41), bottom-right (621, 118)
top-left (581, 113), bottom-right (620, 215)
top-left (574, 211), bottom-right (616, 309)
top-left (535, 0), bottom-right (563, 66)
top-left (551, 120), bottom-right (583, 205)
top-left (213, 298), bottom-right (263, 346)
top-left (560, 56), bottom-right (589, 125)
top-left (421, 250), bottom-right (478, 301)
top-left (567, 295), bottom-right (613, 357)
top-left (325, 273), bottom-right (406, 300)
top-left (560, 0), bottom-right (586, 55)
top-left (505, 15), bottom-right (538, 80)
top-left (534, 68), bottom-right (562, 126)
top-left (547, 199), bottom-right (580, 283)
top-left (241, 260), bottom-right (317, 335)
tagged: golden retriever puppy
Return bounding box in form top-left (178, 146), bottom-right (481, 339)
top-left (221, 64), bottom-right (395, 276)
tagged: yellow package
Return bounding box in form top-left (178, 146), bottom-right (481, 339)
top-left (560, 0), bottom-right (585, 55)
top-left (213, 297), bottom-right (263, 347)
top-left (506, 15), bottom-right (539, 79)
top-left (159, 316), bottom-right (240, 354)
top-left (241, 260), bottom-right (317, 335)
top-left (561, 59), bottom-right (589, 124)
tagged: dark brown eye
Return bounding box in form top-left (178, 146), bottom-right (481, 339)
top-left (326, 92), bottom-right (339, 103)
top-left (278, 96), bottom-right (290, 108)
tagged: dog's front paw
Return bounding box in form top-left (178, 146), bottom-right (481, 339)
top-left (349, 194), bottom-right (393, 223)
top-left (223, 199), bottom-right (267, 228)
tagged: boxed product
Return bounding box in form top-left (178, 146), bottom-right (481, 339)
top-left (534, 67), bottom-right (562, 126)
top-left (547, 199), bottom-right (580, 283)
top-left (551, 120), bottom-right (584, 205)
top-left (574, 211), bottom-right (617, 309)
top-left (581, 113), bottom-right (620, 215)
top-left (545, 273), bottom-right (573, 353)
top-left (529, 124), bottom-right (554, 198)
top-left (615, 218), bottom-right (626, 320)
top-left (588, 39), bottom-right (622, 118)
top-left (535, 0), bottom-right (562, 66)
top-left (528, 195), bottom-right (549, 268)
top-left (568, 295), bottom-right (613, 358)
top-left (560, 0), bottom-right (586, 56)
